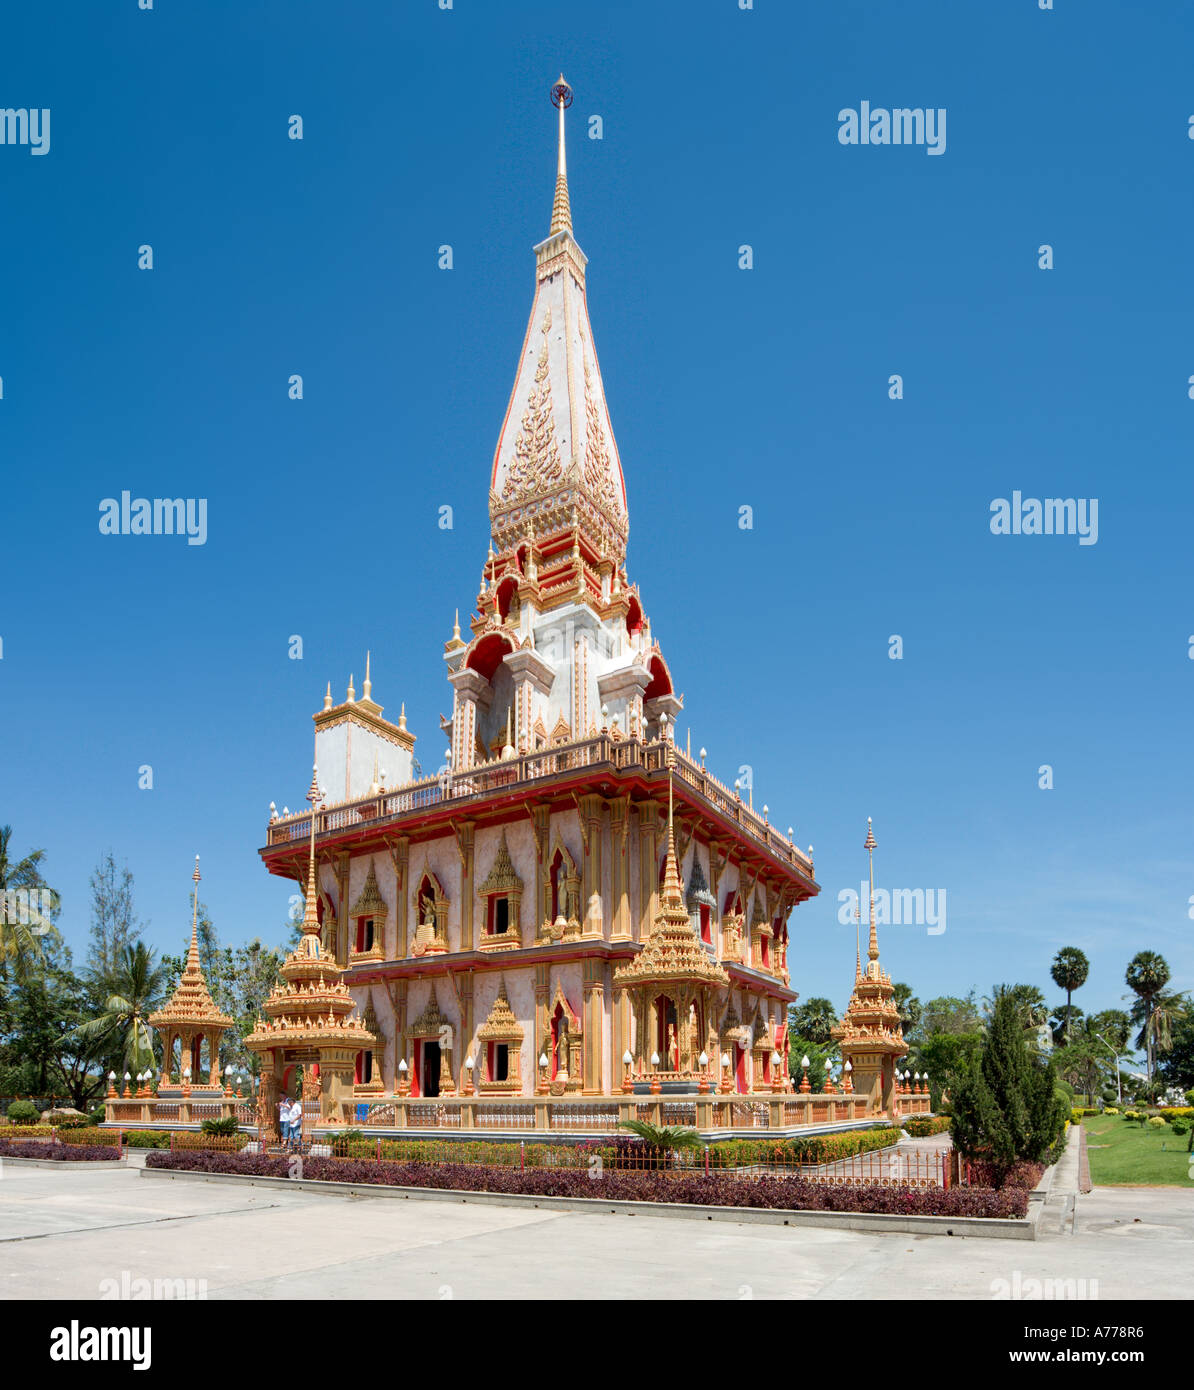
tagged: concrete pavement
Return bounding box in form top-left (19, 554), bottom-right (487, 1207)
top-left (1, 1155), bottom-right (1191, 1300)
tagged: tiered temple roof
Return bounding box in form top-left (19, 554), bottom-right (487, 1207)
top-left (148, 859), bottom-right (233, 1034)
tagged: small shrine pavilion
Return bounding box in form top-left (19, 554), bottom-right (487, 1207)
top-left (831, 820), bottom-right (909, 1118)
top-left (148, 857), bottom-right (233, 1091)
top-left (613, 760), bottom-right (731, 1093)
top-left (245, 769), bottom-right (378, 1135)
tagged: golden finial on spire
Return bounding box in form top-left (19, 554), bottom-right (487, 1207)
top-left (347, 673), bottom-right (355, 703)
top-left (323, 682), bottom-right (333, 711)
top-left (363, 650), bottom-right (372, 701)
top-left (549, 73), bottom-right (573, 236)
top-left (453, 609), bottom-right (461, 641)
top-left (398, 702), bottom-right (407, 732)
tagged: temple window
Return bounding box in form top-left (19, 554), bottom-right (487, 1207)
top-left (349, 859), bottom-right (387, 961)
top-left (478, 830), bottom-right (523, 951)
top-left (476, 980), bottom-right (524, 1092)
top-left (699, 903), bottom-right (711, 944)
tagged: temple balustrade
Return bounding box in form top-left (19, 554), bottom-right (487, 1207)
top-left (266, 734), bottom-right (814, 881)
top-left (104, 1087), bottom-right (931, 1132)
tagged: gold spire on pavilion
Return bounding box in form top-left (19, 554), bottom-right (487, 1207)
top-left (148, 856), bottom-right (233, 1032)
top-left (864, 815), bottom-right (879, 975)
top-left (245, 763), bottom-right (377, 1055)
top-left (613, 754), bottom-right (729, 991)
top-left (831, 819), bottom-right (905, 1058)
top-left (549, 73), bottom-right (573, 235)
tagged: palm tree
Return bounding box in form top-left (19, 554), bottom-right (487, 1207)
top-left (617, 1119), bottom-right (704, 1167)
top-left (72, 942), bottom-right (167, 1076)
top-left (1050, 948), bottom-right (1089, 1043)
top-left (1135, 991), bottom-right (1188, 1080)
top-left (1124, 951), bottom-right (1171, 1081)
top-left (0, 824), bottom-right (58, 982)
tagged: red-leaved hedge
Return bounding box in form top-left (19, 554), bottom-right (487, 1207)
top-left (144, 1149), bottom-right (1027, 1218)
top-left (0, 1140), bottom-right (122, 1162)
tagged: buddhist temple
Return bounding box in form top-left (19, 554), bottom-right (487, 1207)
top-left (147, 857), bottom-right (233, 1091)
top-left (831, 820), bottom-right (910, 1119)
top-left (252, 76), bottom-right (858, 1134)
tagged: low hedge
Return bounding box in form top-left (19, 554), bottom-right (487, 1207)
top-left (0, 1125), bottom-right (55, 1140)
top-left (323, 1127), bottom-right (901, 1170)
top-left (1159, 1108), bottom-right (1194, 1122)
top-left (903, 1116), bottom-right (950, 1137)
top-left (0, 1140), bottom-right (122, 1162)
top-left (145, 1148), bottom-right (1027, 1218)
top-left (965, 1158), bottom-right (1046, 1191)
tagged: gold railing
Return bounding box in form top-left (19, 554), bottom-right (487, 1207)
top-left (266, 735), bottom-right (814, 880)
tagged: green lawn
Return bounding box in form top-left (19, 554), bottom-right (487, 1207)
top-left (1083, 1114), bottom-right (1194, 1187)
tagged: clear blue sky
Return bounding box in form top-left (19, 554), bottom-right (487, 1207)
top-left (3, 0), bottom-right (1191, 1039)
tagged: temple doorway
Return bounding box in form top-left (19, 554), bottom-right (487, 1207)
top-left (422, 1040), bottom-right (441, 1098)
top-left (655, 995), bottom-right (678, 1069)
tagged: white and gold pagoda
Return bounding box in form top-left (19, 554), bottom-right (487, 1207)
top-left (257, 76), bottom-right (819, 1117)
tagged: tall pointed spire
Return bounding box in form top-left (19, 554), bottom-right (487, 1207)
top-left (660, 748), bottom-right (685, 908)
top-left (549, 74), bottom-right (573, 235)
top-left (865, 817), bottom-right (879, 974)
top-left (187, 854), bottom-right (202, 971)
top-left (301, 764), bottom-right (322, 947)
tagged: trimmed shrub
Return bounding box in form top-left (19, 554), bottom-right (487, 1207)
top-left (58, 1128), bottom-right (123, 1148)
top-left (1158, 1108), bottom-right (1194, 1122)
top-left (0, 1140), bottom-right (121, 1162)
top-left (966, 1158), bottom-right (1045, 1190)
top-left (144, 1148), bottom-right (1029, 1219)
top-left (903, 1116), bottom-right (950, 1137)
top-left (1147, 1116), bottom-right (1166, 1129)
top-left (5, 1101), bottom-right (39, 1125)
top-left (1170, 1120), bottom-right (1189, 1136)
top-left (0, 1124), bottom-right (55, 1139)
top-left (122, 1130), bottom-right (174, 1149)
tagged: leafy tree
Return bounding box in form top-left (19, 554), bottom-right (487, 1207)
top-left (72, 942), bottom-right (166, 1076)
top-left (0, 824), bottom-right (59, 983)
top-left (893, 982), bottom-right (922, 1036)
top-left (913, 993), bottom-right (982, 1040)
top-left (949, 987), bottom-right (1067, 1178)
top-left (786, 1033), bottom-right (839, 1092)
top-left (1125, 952), bottom-right (1172, 1080)
top-left (1158, 1012), bottom-right (1194, 1090)
top-left (1088, 1009), bottom-right (1131, 1054)
top-left (1050, 1005), bottom-right (1084, 1041)
top-left (0, 939), bottom-right (107, 1109)
top-left (787, 997), bottom-right (838, 1045)
top-left (1050, 947), bottom-right (1089, 1042)
top-left (84, 853), bottom-right (143, 990)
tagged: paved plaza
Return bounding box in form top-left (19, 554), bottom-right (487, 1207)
top-left (1, 1150), bottom-right (1191, 1301)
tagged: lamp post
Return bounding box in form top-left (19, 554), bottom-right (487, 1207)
top-left (698, 1050), bottom-right (710, 1095)
top-left (719, 1051), bottom-right (732, 1094)
top-left (464, 1056), bottom-right (475, 1097)
top-left (122, 1072), bottom-right (131, 1099)
top-left (224, 1063), bottom-right (235, 1097)
top-left (799, 1055), bottom-right (811, 1094)
top-left (537, 1052), bottom-right (549, 1095)
top-left (106, 1071), bottom-right (117, 1098)
top-left (649, 1052), bottom-right (661, 1095)
top-left (622, 1050), bottom-right (634, 1094)
top-left (397, 1059), bottom-right (409, 1098)
top-left (181, 1065), bottom-right (192, 1099)
top-left (822, 1057), bottom-right (836, 1094)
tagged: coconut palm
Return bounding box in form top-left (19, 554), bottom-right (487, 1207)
top-left (1050, 948), bottom-right (1089, 1043)
top-left (71, 942), bottom-right (167, 1076)
top-left (1124, 952), bottom-right (1171, 1081)
top-left (0, 824), bottom-right (58, 982)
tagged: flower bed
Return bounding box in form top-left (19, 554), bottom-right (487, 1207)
top-left (902, 1116), bottom-right (950, 1137)
top-left (0, 1140), bottom-right (122, 1162)
top-left (145, 1149), bottom-right (1028, 1218)
top-left (964, 1158), bottom-right (1046, 1190)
